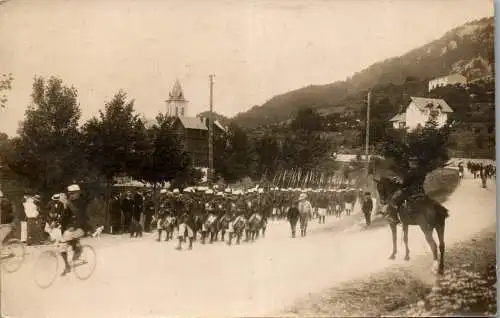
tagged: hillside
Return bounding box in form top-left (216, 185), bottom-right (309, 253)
top-left (232, 17), bottom-right (494, 129)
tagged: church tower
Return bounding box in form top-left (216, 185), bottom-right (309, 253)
top-left (165, 79), bottom-right (188, 117)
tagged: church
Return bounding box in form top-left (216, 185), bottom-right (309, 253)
top-left (163, 80), bottom-right (226, 169)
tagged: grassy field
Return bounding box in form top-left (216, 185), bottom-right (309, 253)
top-left (282, 227), bottom-right (496, 317)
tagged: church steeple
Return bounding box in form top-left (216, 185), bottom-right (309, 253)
top-left (165, 79), bottom-right (188, 117)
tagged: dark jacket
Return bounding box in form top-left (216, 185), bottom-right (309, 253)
top-left (287, 206), bottom-right (300, 222)
top-left (362, 198), bottom-right (373, 214)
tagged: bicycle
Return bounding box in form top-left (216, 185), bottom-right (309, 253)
top-left (34, 241), bottom-right (96, 289)
top-left (0, 238), bottom-right (25, 273)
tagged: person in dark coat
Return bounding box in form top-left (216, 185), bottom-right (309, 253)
top-left (143, 192), bottom-right (154, 232)
top-left (287, 200), bottom-right (300, 238)
top-left (361, 192), bottom-right (373, 227)
top-left (121, 192), bottom-right (134, 231)
top-left (110, 193), bottom-right (122, 234)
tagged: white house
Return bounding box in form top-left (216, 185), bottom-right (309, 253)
top-left (389, 97), bottom-right (453, 130)
top-left (428, 73), bottom-right (467, 92)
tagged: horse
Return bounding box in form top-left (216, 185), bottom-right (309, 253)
top-left (374, 176), bottom-right (449, 275)
top-left (201, 213), bottom-right (218, 244)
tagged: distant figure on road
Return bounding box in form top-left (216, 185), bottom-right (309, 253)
top-left (458, 162), bottom-right (464, 179)
top-left (287, 202), bottom-right (300, 238)
top-left (361, 192), bottom-right (373, 227)
top-left (298, 193), bottom-right (313, 237)
top-left (480, 164), bottom-right (487, 188)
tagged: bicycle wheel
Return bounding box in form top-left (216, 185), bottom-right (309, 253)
top-left (72, 245), bottom-right (96, 280)
top-left (34, 250), bottom-right (59, 289)
top-left (1, 239), bottom-right (25, 273)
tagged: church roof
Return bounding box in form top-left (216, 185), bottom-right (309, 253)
top-left (167, 79), bottom-right (187, 101)
top-left (177, 116), bottom-right (208, 130)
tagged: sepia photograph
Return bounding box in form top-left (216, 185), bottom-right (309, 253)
top-left (0, 0), bottom-right (496, 317)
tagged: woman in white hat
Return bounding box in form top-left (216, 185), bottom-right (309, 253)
top-left (298, 192), bottom-right (313, 237)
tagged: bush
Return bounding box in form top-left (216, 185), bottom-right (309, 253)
top-left (404, 264), bottom-right (496, 316)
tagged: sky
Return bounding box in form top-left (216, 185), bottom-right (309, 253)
top-left (0, 0), bottom-right (493, 136)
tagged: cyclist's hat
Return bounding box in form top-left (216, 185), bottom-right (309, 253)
top-left (67, 184), bottom-right (81, 192)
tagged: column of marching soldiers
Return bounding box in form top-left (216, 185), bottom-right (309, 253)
top-left (148, 184), bottom-right (360, 250)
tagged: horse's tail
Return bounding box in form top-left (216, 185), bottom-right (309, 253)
top-left (433, 201), bottom-right (449, 219)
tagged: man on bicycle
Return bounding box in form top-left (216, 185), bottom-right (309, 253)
top-left (60, 184), bottom-right (86, 276)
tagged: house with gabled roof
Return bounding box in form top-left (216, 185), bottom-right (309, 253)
top-left (390, 97), bottom-right (453, 130)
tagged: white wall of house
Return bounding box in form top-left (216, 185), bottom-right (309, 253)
top-left (405, 102), bottom-right (448, 130)
top-left (428, 74), bottom-right (467, 91)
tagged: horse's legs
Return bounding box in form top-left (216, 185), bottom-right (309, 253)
top-left (389, 223), bottom-right (397, 260)
top-left (420, 225), bottom-right (439, 272)
top-left (403, 223), bottom-right (410, 261)
top-left (157, 229), bottom-right (162, 241)
top-left (436, 222), bottom-right (446, 275)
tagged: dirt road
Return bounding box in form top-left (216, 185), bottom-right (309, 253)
top-left (1, 176), bottom-right (495, 317)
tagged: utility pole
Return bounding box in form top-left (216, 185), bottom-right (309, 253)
top-left (364, 91), bottom-right (371, 184)
top-left (208, 74), bottom-right (215, 185)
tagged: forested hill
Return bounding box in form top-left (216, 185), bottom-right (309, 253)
top-left (232, 16), bottom-right (494, 129)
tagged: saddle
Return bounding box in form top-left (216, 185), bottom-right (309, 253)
top-left (400, 194), bottom-right (449, 218)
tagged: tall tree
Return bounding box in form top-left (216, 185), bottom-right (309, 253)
top-left (215, 124), bottom-right (255, 183)
top-left (254, 134), bottom-right (280, 180)
top-left (5, 76), bottom-right (82, 198)
top-left (82, 90), bottom-right (146, 182)
top-left (135, 113), bottom-right (199, 197)
top-left (290, 107), bottom-right (323, 132)
top-left (82, 91), bottom-right (146, 228)
top-left (380, 113), bottom-right (451, 178)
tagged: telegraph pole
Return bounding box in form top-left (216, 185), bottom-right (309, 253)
top-left (364, 91), bottom-right (371, 183)
top-left (208, 74), bottom-right (215, 185)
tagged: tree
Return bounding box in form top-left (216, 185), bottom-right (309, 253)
top-left (254, 134), bottom-right (280, 180)
top-left (0, 73), bottom-right (13, 108)
top-left (134, 113), bottom-right (199, 207)
top-left (82, 91), bottom-right (146, 182)
top-left (290, 107), bottom-right (323, 132)
top-left (82, 91), bottom-right (147, 228)
top-left (215, 124), bottom-right (255, 183)
top-left (280, 133), bottom-right (331, 171)
top-left (5, 76), bottom-right (82, 198)
top-left (380, 113), bottom-right (451, 179)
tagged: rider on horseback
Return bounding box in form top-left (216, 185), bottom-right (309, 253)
top-left (387, 156), bottom-right (427, 224)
